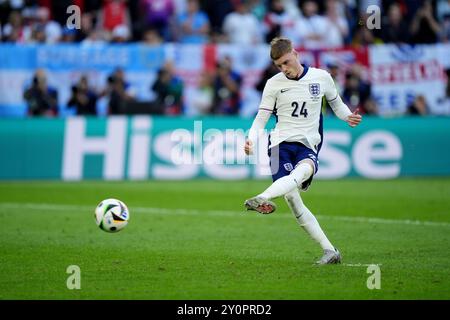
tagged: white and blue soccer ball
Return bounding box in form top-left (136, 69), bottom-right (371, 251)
top-left (95, 198), bottom-right (129, 233)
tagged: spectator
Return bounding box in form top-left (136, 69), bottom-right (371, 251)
top-left (410, 0), bottom-right (441, 44)
top-left (2, 10), bottom-right (31, 43)
top-left (324, 0), bottom-right (349, 47)
top-left (342, 65), bottom-right (375, 115)
top-left (222, 0), bottom-right (263, 45)
top-left (189, 71), bottom-right (214, 115)
top-left (212, 56), bottom-right (242, 114)
top-left (107, 68), bottom-right (136, 114)
top-left (173, 0), bottom-right (188, 16)
top-left (29, 23), bottom-right (47, 43)
top-left (437, 0), bottom-right (450, 42)
top-left (23, 69), bottom-right (58, 117)
top-left (342, 0), bottom-right (358, 40)
top-left (76, 12), bottom-right (96, 42)
top-left (437, 0), bottom-right (450, 23)
top-left (140, 0), bottom-right (175, 41)
top-left (98, 0), bottom-right (131, 40)
top-left (141, 28), bottom-right (163, 45)
top-left (441, 18), bottom-right (450, 43)
top-left (293, 0), bottom-right (329, 49)
top-left (282, 0), bottom-right (301, 18)
top-left (249, 0), bottom-right (267, 22)
top-left (380, 3), bottom-right (411, 44)
top-left (200, 0), bottom-right (234, 34)
top-left (111, 24), bottom-right (131, 43)
top-left (407, 95), bottom-right (429, 115)
top-left (174, 0), bottom-right (210, 44)
top-left (342, 72), bottom-right (361, 111)
top-left (67, 75), bottom-right (98, 115)
top-left (351, 21), bottom-right (376, 47)
top-left (0, 1), bottom-right (12, 33)
top-left (263, 0), bottom-right (297, 43)
top-left (60, 27), bottom-right (78, 43)
top-left (34, 6), bottom-right (62, 44)
top-left (81, 29), bottom-right (107, 47)
top-left (151, 61), bottom-right (184, 115)
top-left (127, 0), bottom-right (143, 40)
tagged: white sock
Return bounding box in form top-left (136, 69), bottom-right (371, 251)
top-left (284, 189), bottom-right (334, 251)
top-left (259, 162), bottom-right (313, 200)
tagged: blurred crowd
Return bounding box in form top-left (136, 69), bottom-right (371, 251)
top-left (1, 0), bottom-right (450, 46)
top-left (22, 57), bottom-right (246, 117)
top-left (2, 0), bottom-right (450, 117)
top-left (24, 57), bottom-right (450, 117)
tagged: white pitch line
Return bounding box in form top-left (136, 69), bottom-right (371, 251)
top-left (1, 202), bottom-right (450, 228)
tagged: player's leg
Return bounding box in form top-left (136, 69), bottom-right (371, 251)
top-left (284, 189), bottom-right (341, 264)
top-left (284, 189), bottom-right (334, 251)
top-left (244, 160), bottom-right (311, 214)
top-left (244, 196), bottom-right (277, 214)
top-left (257, 159), bottom-right (314, 200)
top-left (244, 144), bottom-right (289, 214)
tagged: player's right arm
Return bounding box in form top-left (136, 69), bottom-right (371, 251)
top-left (245, 80), bottom-right (277, 155)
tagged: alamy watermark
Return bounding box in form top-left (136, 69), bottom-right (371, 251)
top-left (66, 5), bottom-right (81, 30)
top-left (66, 265), bottom-right (81, 290)
top-left (366, 264), bottom-right (381, 290)
top-left (169, 121), bottom-right (275, 175)
top-left (363, 5), bottom-right (381, 30)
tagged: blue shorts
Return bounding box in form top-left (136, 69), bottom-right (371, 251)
top-left (268, 142), bottom-right (319, 190)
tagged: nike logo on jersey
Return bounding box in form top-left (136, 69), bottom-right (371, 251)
top-left (280, 88), bottom-right (291, 93)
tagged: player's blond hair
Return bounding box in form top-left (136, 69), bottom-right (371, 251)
top-left (270, 37), bottom-right (293, 60)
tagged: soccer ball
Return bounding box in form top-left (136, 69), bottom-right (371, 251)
top-left (95, 198), bottom-right (129, 233)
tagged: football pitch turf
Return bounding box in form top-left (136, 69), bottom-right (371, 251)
top-left (0, 178), bottom-right (449, 300)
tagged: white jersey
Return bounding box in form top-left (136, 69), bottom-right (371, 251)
top-left (258, 66), bottom-right (346, 152)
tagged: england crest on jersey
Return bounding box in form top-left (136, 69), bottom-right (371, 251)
top-left (309, 83), bottom-right (320, 97)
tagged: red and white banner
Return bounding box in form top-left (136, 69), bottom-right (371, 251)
top-left (369, 44), bottom-right (449, 116)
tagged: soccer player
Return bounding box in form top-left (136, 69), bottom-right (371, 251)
top-left (244, 37), bottom-right (362, 265)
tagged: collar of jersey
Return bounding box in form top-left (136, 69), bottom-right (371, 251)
top-left (286, 64), bottom-right (309, 81)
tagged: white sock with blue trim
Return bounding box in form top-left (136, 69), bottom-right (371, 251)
top-left (258, 162), bottom-right (313, 200)
top-left (284, 189), bottom-right (334, 251)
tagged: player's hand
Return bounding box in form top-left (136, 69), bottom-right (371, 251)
top-left (347, 108), bottom-right (362, 128)
top-left (244, 140), bottom-right (253, 155)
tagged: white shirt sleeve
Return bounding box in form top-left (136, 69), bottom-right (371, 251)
top-left (248, 109), bottom-right (272, 143)
top-left (248, 81), bottom-right (277, 143)
top-left (258, 79), bottom-right (277, 112)
top-left (324, 72), bottom-right (352, 121)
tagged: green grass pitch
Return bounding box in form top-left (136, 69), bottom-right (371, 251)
top-left (0, 178), bottom-right (449, 300)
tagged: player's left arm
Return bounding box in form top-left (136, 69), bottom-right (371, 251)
top-left (324, 72), bottom-right (362, 128)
